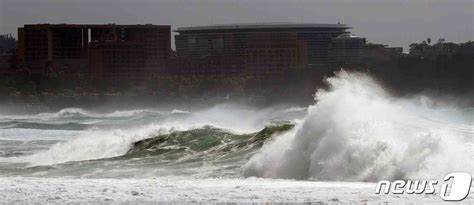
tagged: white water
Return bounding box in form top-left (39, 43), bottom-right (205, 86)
top-left (244, 71), bottom-right (473, 181)
top-left (1, 177), bottom-right (439, 204)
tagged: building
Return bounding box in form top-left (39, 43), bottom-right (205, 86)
top-left (362, 43), bottom-right (403, 62)
top-left (87, 25), bottom-right (171, 83)
top-left (328, 33), bottom-right (366, 66)
top-left (0, 54), bottom-right (15, 75)
top-left (17, 24), bottom-right (171, 83)
top-left (174, 23), bottom-right (364, 77)
top-left (0, 34), bottom-right (17, 54)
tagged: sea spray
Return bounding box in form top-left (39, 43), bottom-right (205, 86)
top-left (244, 70), bottom-right (473, 181)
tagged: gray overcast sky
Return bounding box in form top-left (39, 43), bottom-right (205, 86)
top-left (1, 0), bottom-right (473, 51)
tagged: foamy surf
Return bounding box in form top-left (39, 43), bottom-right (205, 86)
top-left (0, 177), bottom-right (446, 204)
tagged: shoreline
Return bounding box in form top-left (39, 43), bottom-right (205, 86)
top-left (1, 176), bottom-right (457, 204)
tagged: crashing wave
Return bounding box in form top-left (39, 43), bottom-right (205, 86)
top-left (244, 70), bottom-right (474, 181)
top-left (37, 108), bottom-right (95, 118)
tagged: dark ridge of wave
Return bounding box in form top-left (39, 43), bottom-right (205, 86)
top-left (0, 121), bottom-right (19, 127)
top-left (0, 140), bottom-right (60, 157)
top-left (124, 122), bottom-right (295, 163)
top-left (0, 121), bottom-right (90, 130)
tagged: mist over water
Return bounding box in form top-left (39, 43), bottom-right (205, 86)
top-left (0, 71), bottom-right (472, 182)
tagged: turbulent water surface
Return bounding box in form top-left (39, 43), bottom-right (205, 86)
top-left (0, 71), bottom-right (472, 203)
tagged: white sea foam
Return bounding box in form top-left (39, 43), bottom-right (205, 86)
top-left (1, 177), bottom-right (457, 204)
top-left (171, 109), bottom-right (190, 114)
top-left (244, 70), bottom-right (474, 181)
top-left (282, 107), bottom-right (307, 113)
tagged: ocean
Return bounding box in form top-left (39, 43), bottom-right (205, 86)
top-left (0, 71), bottom-right (472, 203)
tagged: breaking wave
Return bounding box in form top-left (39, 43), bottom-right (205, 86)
top-left (244, 70), bottom-right (473, 181)
top-left (0, 103), bottom-right (302, 168)
top-left (0, 123), bottom-right (294, 178)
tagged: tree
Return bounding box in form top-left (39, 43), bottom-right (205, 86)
top-left (0, 34), bottom-right (17, 54)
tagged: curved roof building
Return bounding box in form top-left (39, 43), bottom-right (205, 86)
top-left (174, 23), bottom-right (364, 76)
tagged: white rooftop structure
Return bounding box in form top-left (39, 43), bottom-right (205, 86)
top-left (176, 23), bottom-right (351, 32)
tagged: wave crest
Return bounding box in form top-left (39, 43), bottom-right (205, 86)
top-left (244, 70), bottom-right (473, 181)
